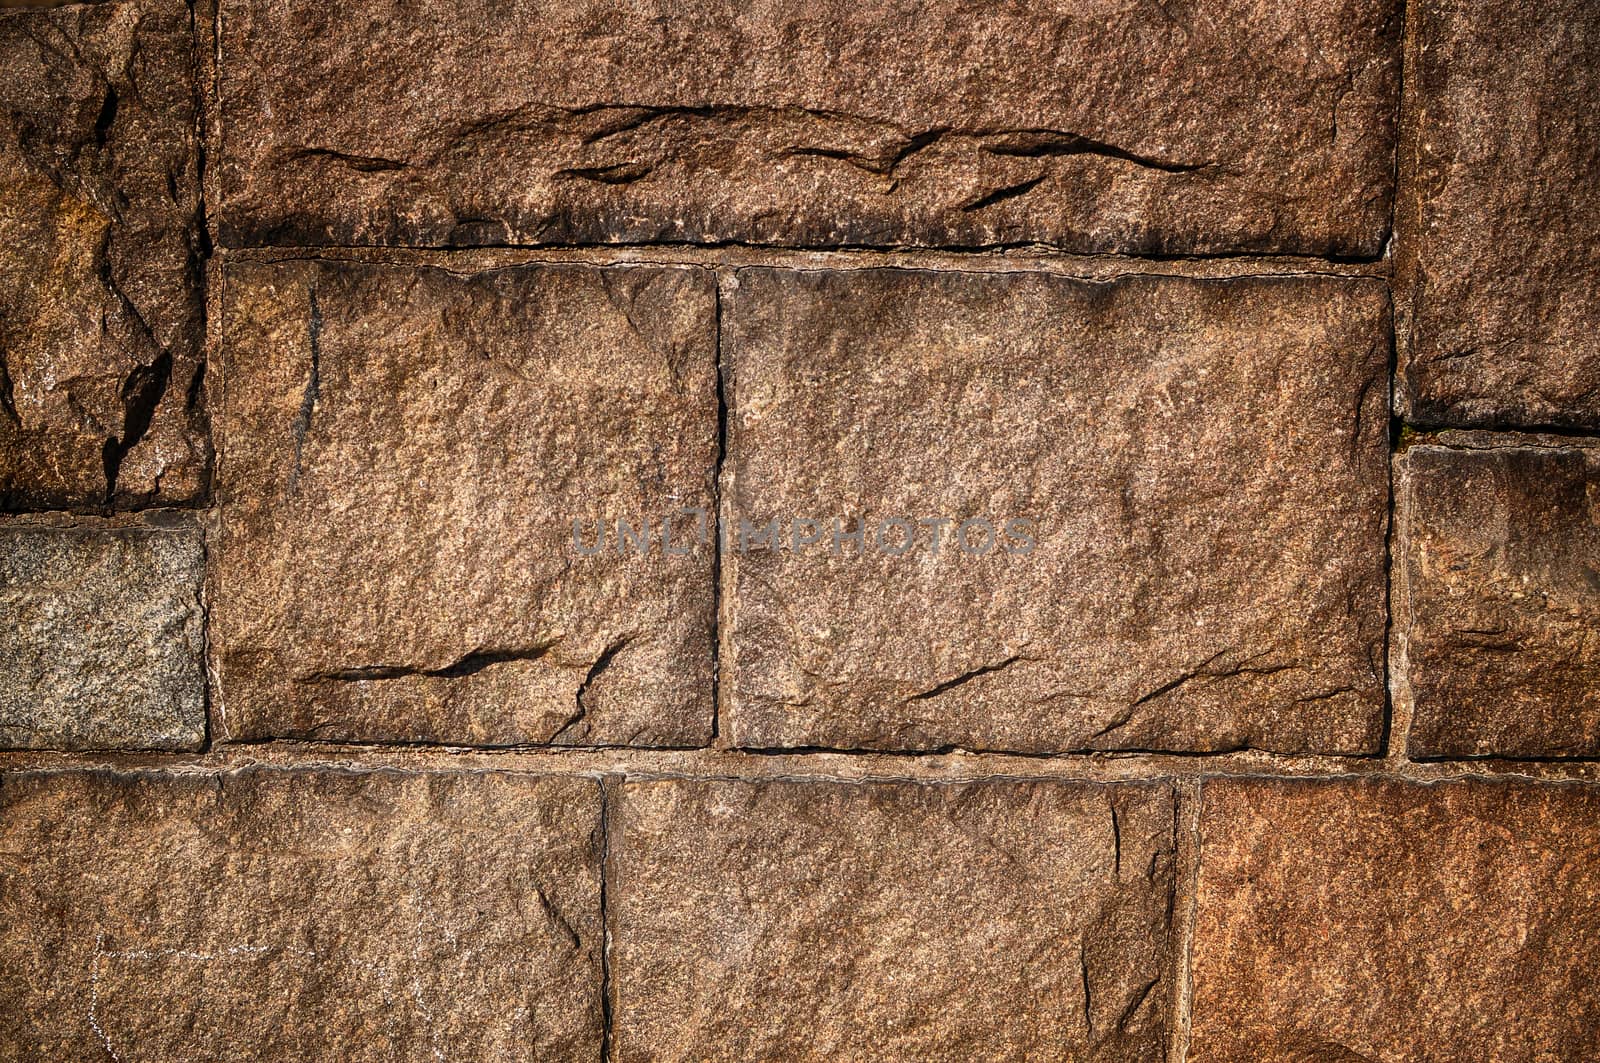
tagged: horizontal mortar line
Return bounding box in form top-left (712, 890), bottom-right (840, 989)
top-left (212, 231), bottom-right (1391, 264)
top-left (213, 241), bottom-right (1392, 279)
top-left (0, 501), bottom-right (212, 522)
top-left (2, 744), bottom-right (1597, 786)
top-left (1407, 752), bottom-right (1600, 767)
top-left (1400, 423), bottom-right (1600, 445)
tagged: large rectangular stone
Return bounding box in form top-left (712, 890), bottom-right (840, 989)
top-left (610, 778), bottom-right (1176, 1061)
top-left (721, 268), bottom-right (1391, 753)
top-left (0, 515), bottom-right (205, 750)
top-left (0, 0), bottom-right (206, 508)
top-left (1394, 435), bottom-right (1600, 757)
top-left (1190, 777), bottom-right (1600, 1061)
top-left (216, 0), bottom-right (1400, 256)
top-left (210, 259), bottom-right (718, 746)
top-left (1397, 0), bottom-right (1600, 428)
top-left (0, 769), bottom-right (604, 1059)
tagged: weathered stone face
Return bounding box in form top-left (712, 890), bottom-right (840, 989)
top-left (216, 0), bottom-right (1400, 256)
top-left (1398, 0), bottom-right (1600, 428)
top-left (0, 0), bottom-right (206, 509)
top-left (1395, 435), bottom-right (1600, 758)
top-left (0, 769), bottom-right (604, 1060)
top-left (610, 777), bottom-right (1176, 1061)
top-left (721, 268), bottom-right (1390, 754)
top-left (0, 515), bottom-right (205, 750)
top-left (1190, 777), bottom-right (1600, 1061)
top-left (209, 259), bottom-right (717, 746)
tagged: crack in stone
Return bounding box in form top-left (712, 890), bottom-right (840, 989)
top-left (1292, 685), bottom-right (1362, 704)
top-left (1350, 364), bottom-right (1381, 463)
top-left (1090, 649), bottom-right (1298, 741)
top-left (904, 654), bottom-right (1031, 702)
top-left (960, 173), bottom-right (1048, 212)
top-left (94, 217), bottom-right (174, 504)
top-left (530, 882), bottom-right (582, 952)
top-left (980, 129), bottom-right (1210, 173)
top-left (283, 146), bottom-right (408, 173)
top-left (288, 286), bottom-right (322, 493)
top-left (0, 353), bottom-right (20, 427)
top-left (1130, 650), bottom-right (1292, 708)
top-left (781, 126), bottom-right (950, 177)
top-left (549, 634), bottom-right (635, 743)
top-left (296, 643), bottom-right (561, 684)
top-left (1111, 802), bottom-right (1122, 877)
top-left (91, 80), bottom-right (118, 151)
top-left (100, 350), bottom-right (172, 505)
top-left (1115, 974), bottom-right (1160, 1034)
top-left (1303, 1040), bottom-right (1385, 1063)
top-left (555, 161), bottom-right (654, 185)
top-left (357, 102), bottom-right (1214, 194)
top-left (1079, 941), bottom-right (1093, 1036)
top-left (573, 103), bottom-right (724, 144)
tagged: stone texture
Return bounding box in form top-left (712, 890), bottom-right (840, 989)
top-left (1397, 0), bottom-right (1600, 428)
top-left (722, 268), bottom-right (1390, 754)
top-left (217, 0), bottom-right (1400, 256)
top-left (1394, 435), bottom-right (1600, 758)
top-left (0, 514), bottom-right (204, 749)
top-left (210, 259), bottom-right (717, 746)
top-left (1190, 776), bottom-right (1600, 1062)
top-left (0, 0), bottom-right (206, 509)
top-left (610, 777), bottom-right (1175, 1061)
top-left (0, 768), bottom-right (603, 1060)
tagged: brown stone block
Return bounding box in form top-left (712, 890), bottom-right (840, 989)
top-left (210, 259), bottom-right (717, 746)
top-left (0, 513), bottom-right (205, 750)
top-left (1395, 435), bottom-right (1600, 758)
top-left (216, 0), bottom-right (1400, 256)
top-left (0, 769), bottom-right (604, 1059)
top-left (1190, 776), bottom-right (1600, 1061)
top-left (0, 0), bottom-right (206, 509)
top-left (1397, 0), bottom-right (1600, 428)
top-left (610, 777), bottom-right (1177, 1061)
top-left (721, 268), bottom-right (1390, 754)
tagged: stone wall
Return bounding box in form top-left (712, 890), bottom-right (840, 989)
top-left (2, 0), bottom-right (1598, 1058)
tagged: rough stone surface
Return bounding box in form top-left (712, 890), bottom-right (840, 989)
top-left (217, 0), bottom-right (1400, 256)
top-left (1398, 0), bottom-right (1600, 428)
top-left (0, 515), bottom-right (204, 750)
top-left (1395, 435), bottom-right (1600, 758)
top-left (610, 777), bottom-right (1176, 1061)
top-left (722, 268), bottom-right (1390, 754)
top-left (0, 0), bottom-right (206, 509)
top-left (0, 769), bottom-right (604, 1060)
top-left (210, 259), bottom-right (717, 746)
top-left (1190, 776), bottom-right (1600, 1061)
